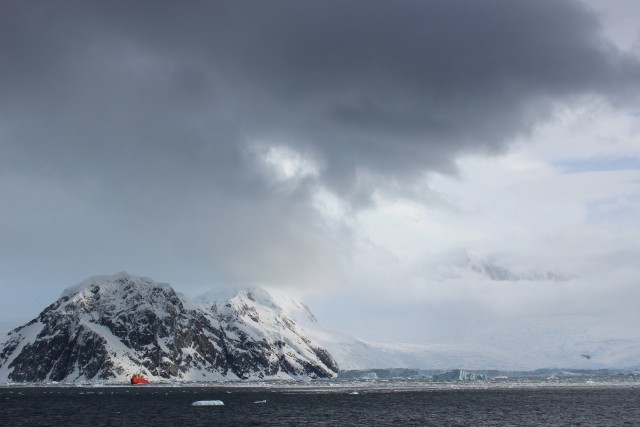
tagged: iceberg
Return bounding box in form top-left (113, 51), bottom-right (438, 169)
top-left (191, 400), bottom-right (224, 406)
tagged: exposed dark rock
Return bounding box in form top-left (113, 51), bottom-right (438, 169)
top-left (0, 272), bottom-right (338, 382)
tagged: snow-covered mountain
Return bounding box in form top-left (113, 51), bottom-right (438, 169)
top-left (0, 272), bottom-right (338, 383)
top-left (271, 291), bottom-right (640, 371)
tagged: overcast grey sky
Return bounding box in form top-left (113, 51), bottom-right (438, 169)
top-left (1, 0), bottom-right (639, 343)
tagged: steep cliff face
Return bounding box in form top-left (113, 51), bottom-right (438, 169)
top-left (0, 273), bottom-right (338, 383)
top-left (202, 287), bottom-right (338, 380)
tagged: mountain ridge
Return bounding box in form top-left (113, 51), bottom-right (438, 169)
top-left (0, 272), bottom-right (338, 383)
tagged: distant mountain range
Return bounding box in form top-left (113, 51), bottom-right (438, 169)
top-left (427, 249), bottom-right (571, 282)
top-left (1, 272), bottom-right (639, 383)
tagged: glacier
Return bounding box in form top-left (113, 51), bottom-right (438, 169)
top-left (271, 288), bottom-right (640, 372)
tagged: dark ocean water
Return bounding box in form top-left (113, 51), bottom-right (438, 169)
top-left (1, 385), bottom-right (640, 426)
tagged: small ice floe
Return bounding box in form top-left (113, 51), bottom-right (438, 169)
top-left (191, 400), bottom-right (224, 406)
top-left (254, 400), bottom-right (267, 404)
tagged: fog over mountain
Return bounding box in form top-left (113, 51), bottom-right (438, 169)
top-left (1, 1), bottom-right (639, 348)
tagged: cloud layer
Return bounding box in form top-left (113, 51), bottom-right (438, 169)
top-left (1, 1), bottom-right (639, 331)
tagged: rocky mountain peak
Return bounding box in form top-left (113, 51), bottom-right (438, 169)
top-left (60, 271), bottom-right (171, 298)
top-left (0, 273), bottom-right (338, 383)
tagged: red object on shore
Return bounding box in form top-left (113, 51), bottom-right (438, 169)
top-left (130, 374), bottom-right (149, 385)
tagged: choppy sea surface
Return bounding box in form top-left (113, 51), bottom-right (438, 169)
top-left (2, 377), bottom-right (640, 426)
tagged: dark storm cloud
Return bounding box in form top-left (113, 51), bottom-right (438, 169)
top-left (0, 0), bottom-right (639, 299)
top-left (3, 1), bottom-right (639, 187)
